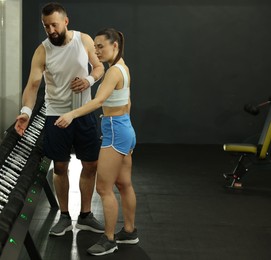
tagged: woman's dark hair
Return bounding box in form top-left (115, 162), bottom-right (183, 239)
top-left (96, 28), bottom-right (124, 66)
top-left (41, 2), bottom-right (67, 17)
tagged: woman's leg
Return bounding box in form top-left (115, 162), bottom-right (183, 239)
top-left (96, 147), bottom-right (124, 240)
top-left (115, 152), bottom-right (136, 232)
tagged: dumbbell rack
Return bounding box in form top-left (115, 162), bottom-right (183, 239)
top-left (0, 101), bottom-right (58, 259)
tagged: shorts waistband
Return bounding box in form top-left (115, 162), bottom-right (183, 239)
top-left (101, 113), bottom-right (129, 119)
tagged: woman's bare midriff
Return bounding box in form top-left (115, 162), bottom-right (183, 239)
top-left (102, 105), bottom-right (129, 117)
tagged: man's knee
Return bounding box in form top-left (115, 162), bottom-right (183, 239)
top-left (81, 160), bottom-right (98, 176)
top-left (53, 161), bottom-right (69, 176)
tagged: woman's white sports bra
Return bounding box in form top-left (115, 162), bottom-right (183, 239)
top-left (102, 64), bottom-right (129, 107)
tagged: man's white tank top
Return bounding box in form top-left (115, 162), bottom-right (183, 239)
top-left (42, 30), bottom-right (92, 115)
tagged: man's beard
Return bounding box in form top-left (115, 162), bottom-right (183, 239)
top-left (48, 30), bottom-right (66, 46)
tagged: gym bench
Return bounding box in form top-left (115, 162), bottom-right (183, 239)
top-left (223, 103), bottom-right (271, 188)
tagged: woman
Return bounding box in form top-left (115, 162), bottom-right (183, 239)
top-left (55, 28), bottom-right (138, 256)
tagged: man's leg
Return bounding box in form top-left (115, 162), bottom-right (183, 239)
top-left (53, 161), bottom-right (69, 211)
top-left (80, 160), bottom-right (97, 212)
top-left (75, 160), bottom-right (104, 233)
top-left (49, 161), bottom-right (73, 236)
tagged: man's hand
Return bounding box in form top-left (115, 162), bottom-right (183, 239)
top-left (14, 114), bottom-right (30, 136)
top-left (70, 77), bottom-right (90, 93)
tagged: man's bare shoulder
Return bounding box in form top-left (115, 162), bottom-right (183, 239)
top-left (35, 44), bottom-right (46, 55)
top-left (80, 32), bottom-right (94, 44)
top-left (32, 44), bottom-right (46, 66)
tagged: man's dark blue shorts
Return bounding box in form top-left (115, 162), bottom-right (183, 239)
top-left (43, 113), bottom-right (100, 162)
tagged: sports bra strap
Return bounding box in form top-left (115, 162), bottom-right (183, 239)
top-left (114, 64), bottom-right (128, 89)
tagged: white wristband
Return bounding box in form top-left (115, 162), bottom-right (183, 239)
top-left (20, 106), bottom-right (32, 118)
top-left (85, 75), bottom-right (95, 87)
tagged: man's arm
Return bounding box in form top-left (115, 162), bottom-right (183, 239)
top-left (70, 33), bottom-right (104, 93)
top-left (14, 44), bottom-right (45, 135)
top-left (82, 33), bottom-right (104, 82)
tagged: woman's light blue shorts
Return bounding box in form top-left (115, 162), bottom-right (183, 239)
top-left (101, 114), bottom-right (136, 155)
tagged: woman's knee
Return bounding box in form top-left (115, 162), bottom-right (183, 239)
top-left (115, 181), bottom-right (132, 192)
top-left (96, 180), bottom-right (114, 197)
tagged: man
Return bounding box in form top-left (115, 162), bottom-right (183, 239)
top-left (15, 2), bottom-right (105, 236)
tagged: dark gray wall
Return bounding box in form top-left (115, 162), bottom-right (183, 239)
top-left (23, 0), bottom-right (271, 144)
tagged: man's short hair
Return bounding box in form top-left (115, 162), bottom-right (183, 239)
top-left (41, 2), bottom-right (67, 17)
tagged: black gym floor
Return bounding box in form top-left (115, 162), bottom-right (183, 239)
top-left (18, 144), bottom-right (271, 260)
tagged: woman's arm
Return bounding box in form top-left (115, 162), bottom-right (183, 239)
top-left (55, 67), bottom-right (121, 128)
